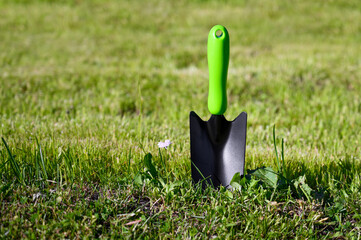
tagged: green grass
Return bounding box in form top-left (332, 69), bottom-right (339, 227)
top-left (1, 0), bottom-right (361, 238)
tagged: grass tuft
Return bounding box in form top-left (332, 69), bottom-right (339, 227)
top-left (2, 137), bottom-right (23, 184)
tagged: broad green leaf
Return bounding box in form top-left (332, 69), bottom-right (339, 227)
top-left (134, 173), bottom-right (144, 185)
top-left (293, 175), bottom-right (313, 202)
top-left (224, 190), bottom-right (233, 199)
top-left (143, 153), bottom-right (157, 178)
top-left (230, 172), bottom-right (242, 190)
top-left (250, 167), bottom-right (278, 189)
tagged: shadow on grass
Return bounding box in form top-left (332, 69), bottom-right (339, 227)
top-left (284, 154), bottom-right (361, 189)
top-left (244, 154), bottom-right (361, 205)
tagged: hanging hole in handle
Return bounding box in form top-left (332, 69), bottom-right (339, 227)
top-left (216, 30), bottom-right (223, 38)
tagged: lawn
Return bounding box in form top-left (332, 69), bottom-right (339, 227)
top-left (1, 0), bottom-right (361, 238)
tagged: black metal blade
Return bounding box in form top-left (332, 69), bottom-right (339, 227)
top-left (190, 111), bottom-right (247, 188)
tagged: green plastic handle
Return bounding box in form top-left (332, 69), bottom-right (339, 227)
top-left (207, 25), bottom-right (229, 115)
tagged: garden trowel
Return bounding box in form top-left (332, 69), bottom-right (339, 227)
top-left (190, 25), bottom-right (247, 188)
